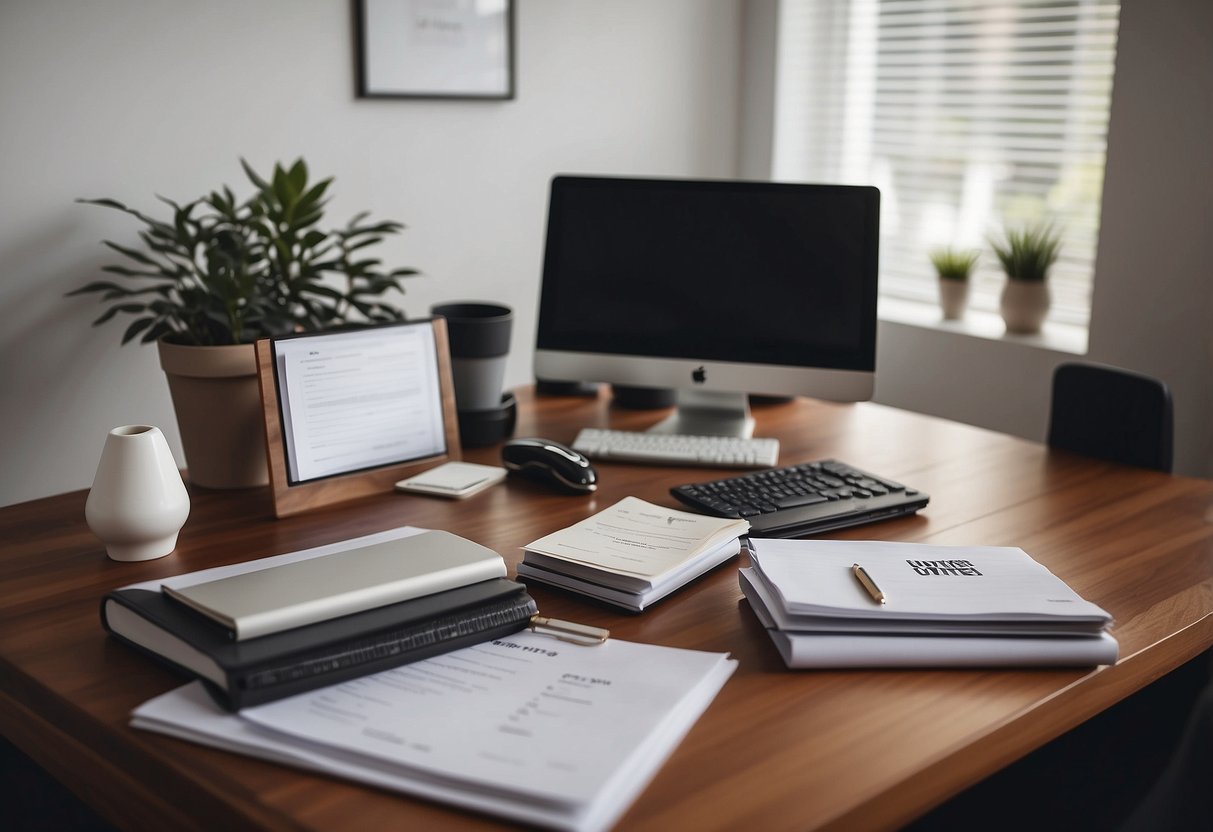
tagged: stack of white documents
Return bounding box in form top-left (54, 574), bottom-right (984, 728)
top-left (132, 631), bottom-right (736, 832)
top-left (517, 496), bottom-right (750, 612)
top-left (741, 538), bottom-right (1118, 668)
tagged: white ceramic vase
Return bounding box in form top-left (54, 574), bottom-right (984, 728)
top-left (938, 278), bottom-right (970, 320)
top-left (85, 425), bottom-right (190, 562)
top-left (999, 280), bottom-right (1051, 334)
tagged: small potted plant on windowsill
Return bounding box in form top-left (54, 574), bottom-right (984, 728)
top-left (68, 159), bottom-right (418, 489)
top-left (990, 223), bottom-right (1062, 335)
top-left (929, 247), bottom-right (980, 320)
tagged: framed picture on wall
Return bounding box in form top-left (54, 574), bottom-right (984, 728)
top-left (355, 0), bottom-right (515, 100)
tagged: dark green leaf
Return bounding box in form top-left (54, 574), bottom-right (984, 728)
top-left (341, 236), bottom-right (383, 253)
top-left (241, 158), bottom-right (271, 191)
top-left (66, 280), bottom-right (127, 297)
top-left (287, 159), bottom-right (308, 193)
top-left (142, 321), bottom-right (175, 344)
top-left (105, 285), bottom-right (169, 299)
top-left (102, 240), bottom-right (160, 267)
top-left (100, 265), bottom-right (175, 279)
top-left (298, 179), bottom-right (330, 210)
top-left (272, 164), bottom-right (297, 209)
top-left (300, 230), bottom-right (328, 250)
top-left (294, 208), bottom-right (324, 229)
top-left (304, 284), bottom-right (346, 301)
top-left (92, 303), bottom-right (145, 326)
top-left (77, 197), bottom-right (129, 210)
top-left (346, 219), bottom-right (403, 235)
top-left (121, 317), bottom-right (155, 344)
top-left (156, 194), bottom-right (185, 213)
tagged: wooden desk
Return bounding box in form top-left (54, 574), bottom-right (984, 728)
top-left (3, 388), bottom-right (1212, 831)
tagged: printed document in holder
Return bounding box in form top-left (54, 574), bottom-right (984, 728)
top-left (255, 319), bottom-right (462, 517)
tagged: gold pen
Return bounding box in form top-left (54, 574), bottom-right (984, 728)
top-left (529, 615), bottom-right (609, 646)
top-left (852, 563), bottom-right (886, 605)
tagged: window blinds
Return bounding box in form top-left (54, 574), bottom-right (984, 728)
top-left (772, 0), bottom-right (1120, 327)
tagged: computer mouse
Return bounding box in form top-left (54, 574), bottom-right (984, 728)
top-left (501, 437), bottom-right (598, 494)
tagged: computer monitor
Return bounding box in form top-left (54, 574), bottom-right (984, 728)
top-left (533, 175), bottom-right (879, 438)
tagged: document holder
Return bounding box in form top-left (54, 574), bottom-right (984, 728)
top-left (255, 318), bottom-right (462, 518)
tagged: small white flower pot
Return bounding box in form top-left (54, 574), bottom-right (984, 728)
top-left (938, 278), bottom-right (970, 320)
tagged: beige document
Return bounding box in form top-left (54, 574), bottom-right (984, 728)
top-left (524, 496), bottom-right (749, 578)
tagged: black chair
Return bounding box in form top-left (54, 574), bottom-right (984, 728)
top-left (1047, 362), bottom-right (1174, 472)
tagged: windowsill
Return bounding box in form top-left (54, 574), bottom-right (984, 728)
top-left (877, 297), bottom-right (1088, 355)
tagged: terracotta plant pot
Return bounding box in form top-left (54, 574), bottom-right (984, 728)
top-left (938, 278), bottom-right (970, 320)
top-left (157, 339), bottom-right (269, 489)
top-left (999, 280), bottom-right (1051, 334)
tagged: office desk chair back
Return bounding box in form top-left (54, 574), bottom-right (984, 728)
top-left (1047, 362), bottom-right (1174, 473)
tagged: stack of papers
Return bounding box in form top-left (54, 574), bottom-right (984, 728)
top-left (132, 632), bottom-right (737, 832)
top-left (741, 539), bottom-right (1119, 668)
top-left (516, 497), bottom-right (750, 611)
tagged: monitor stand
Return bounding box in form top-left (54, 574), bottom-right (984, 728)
top-left (646, 389), bottom-right (755, 438)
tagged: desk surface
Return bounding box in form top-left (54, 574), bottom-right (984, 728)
top-left (3, 387), bottom-right (1212, 831)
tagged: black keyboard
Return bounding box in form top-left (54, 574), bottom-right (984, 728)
top-left (670, 459), bottom-right (929, 538)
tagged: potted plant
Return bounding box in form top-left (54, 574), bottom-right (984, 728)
top-left (990, 223), bottom-right (1061, 335)
top-left (929, 247), bottom-right (979, 320)
top-left (68, 159), bottom-right (418, 489)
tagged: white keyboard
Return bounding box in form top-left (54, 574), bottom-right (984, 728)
top-left (572, 428), bottom-right (780, 469)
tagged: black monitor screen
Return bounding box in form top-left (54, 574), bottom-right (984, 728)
top-left (536, 176), bottom-right (879, 371)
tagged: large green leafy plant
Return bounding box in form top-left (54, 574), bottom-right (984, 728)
top-left (69, 159), bottom-right (417, 345)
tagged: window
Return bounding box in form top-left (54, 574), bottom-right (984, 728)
top-left (772, 0), bottom-right (1120, 328)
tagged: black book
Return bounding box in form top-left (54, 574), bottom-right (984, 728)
top-left (101, 577), bottom-right (537, 710)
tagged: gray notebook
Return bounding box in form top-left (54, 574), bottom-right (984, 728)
top-left (162, 530), bottom-right (506, 640)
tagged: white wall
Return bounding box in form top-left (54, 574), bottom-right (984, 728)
top-left (0, 0), bottom-right (741, 506)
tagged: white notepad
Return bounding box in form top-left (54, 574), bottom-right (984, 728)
top-left (394, 461), bottom-right (507, 499)
top-left (518, 497), bottom-right (749, 611)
